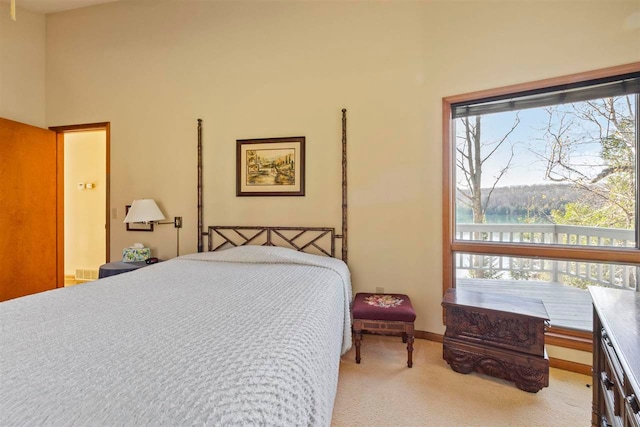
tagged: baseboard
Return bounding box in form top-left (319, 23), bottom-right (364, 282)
top-left (416, 329), bottom-right (592, 375)
top-left (545, 327), bottom-right (592, 353)
top-left (548, 357), bottom-right (592, 376)
top-left (415, 330), bottom-right (443, 343)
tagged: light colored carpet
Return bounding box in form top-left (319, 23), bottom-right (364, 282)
top-left (332, 336), bottom-right (591, 426)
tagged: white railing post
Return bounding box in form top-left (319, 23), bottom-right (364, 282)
top-left (551, 224), bottom-right (559, 283)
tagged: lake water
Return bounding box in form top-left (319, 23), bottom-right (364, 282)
top-left (456, 211), bottom-right (552, 224)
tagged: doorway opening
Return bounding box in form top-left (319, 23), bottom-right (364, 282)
top-left (50, 123), bottom-right (110, 287)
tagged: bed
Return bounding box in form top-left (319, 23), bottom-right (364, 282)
top-left (0, 110), bottom-right (351, 426)
top-left (0, 246), bottom-right (351, 425)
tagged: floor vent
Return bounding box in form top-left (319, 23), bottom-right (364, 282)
top-left (75, 269), bottom-right (99, 281)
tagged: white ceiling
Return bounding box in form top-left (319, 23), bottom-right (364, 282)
top-left (8, 0), bottom-right (118, 15)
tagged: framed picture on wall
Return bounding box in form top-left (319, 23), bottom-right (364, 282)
top-left (236, 136), bottom-right (305, 197)
top-left (125, 205), bottom-right (154, 231)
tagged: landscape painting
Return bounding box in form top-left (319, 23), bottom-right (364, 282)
top-left (237, 137), bottom-right (305, 196)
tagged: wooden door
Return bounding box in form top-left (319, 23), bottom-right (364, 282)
top-left (0, 117), bottom-right (58, 301)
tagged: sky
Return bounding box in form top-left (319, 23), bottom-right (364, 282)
top-left (455, 97), bottom-right (635, 189)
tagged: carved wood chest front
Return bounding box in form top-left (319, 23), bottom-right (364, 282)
top-left (442, 288), bottom-right (550, 393)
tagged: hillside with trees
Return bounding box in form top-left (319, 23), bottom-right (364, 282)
top-left (456, 184), bottom-right (599, 223)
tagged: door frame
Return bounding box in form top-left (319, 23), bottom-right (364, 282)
top-left (49, 122), bottom-right (111, 287)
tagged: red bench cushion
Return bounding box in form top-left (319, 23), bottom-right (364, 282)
top-left (352, 293), bottom-right (416, 322)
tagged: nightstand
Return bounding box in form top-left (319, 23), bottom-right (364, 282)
top-left (98, 261), bottom-right (158, 278)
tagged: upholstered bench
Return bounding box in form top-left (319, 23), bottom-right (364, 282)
top-left (352, 293), bottom-right (416, 368)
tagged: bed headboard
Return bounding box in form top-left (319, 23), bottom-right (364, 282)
top-left (208, 226), bottom-right (338, 257)
top-left (197, 109), bottom-right (348, 262)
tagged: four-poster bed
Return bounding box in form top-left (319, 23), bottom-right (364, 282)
top-left (0, 109), bottom-right (351, 426)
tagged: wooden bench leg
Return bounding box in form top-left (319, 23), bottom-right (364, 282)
top-left (406, 333), bottom-right (414, 368)
top-left (353, 319), bottom-right (363, 364)
top-left (406, 323), bottom-right (415, 368)
top-left (355, 332), bottom-right (362, 363)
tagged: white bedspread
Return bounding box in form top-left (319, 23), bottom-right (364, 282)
top-left (0, 246), bottom-right (352, 426)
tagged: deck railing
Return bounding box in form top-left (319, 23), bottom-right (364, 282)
top-left (456, 224), bottom-right (638, 291)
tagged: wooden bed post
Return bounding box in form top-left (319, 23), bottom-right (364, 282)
top-left (341, 108), bottom-right (348, 264)
top-left (197, 118), bottom-right (203, 253)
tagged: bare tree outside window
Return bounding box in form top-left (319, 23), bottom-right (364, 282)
top-left (456, 115), bottom-right (521, 225)
top-left (540, 96), bottom-right (636, 230)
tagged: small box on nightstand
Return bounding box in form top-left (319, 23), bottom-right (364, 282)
top-left (122, 247), bottom-right (151, 262)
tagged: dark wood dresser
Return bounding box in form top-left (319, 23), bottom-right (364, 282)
top-left (442, 288), bottom-right (549, 393)
top-left (589, 286), bottom-right (640, 427)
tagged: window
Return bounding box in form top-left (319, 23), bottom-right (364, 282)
top-left (443, 63), bottom-right (640, 350)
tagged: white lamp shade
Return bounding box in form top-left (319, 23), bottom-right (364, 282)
top-left (123, 199), bottom-right (166, 223)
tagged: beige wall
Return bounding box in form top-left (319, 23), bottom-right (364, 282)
top-left (38, 0), bottom-right (640, 363)
top-left (0, 5), bottom-right (46, 127)
top-left (64, 130), bottom-right (106, 275)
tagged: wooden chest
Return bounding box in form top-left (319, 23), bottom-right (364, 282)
top-left (442, 288), bottom-right (550, 393)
